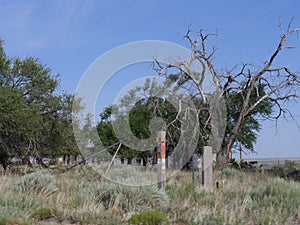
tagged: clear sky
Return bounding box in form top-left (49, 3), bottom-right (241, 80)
top-left (0, 0), bottom-right (299, 158)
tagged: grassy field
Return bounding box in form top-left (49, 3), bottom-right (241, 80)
top-left (0, 163), bottom-right (299, 225)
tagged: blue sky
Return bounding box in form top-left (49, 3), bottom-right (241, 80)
top-left (0, 0), bottom-right (300, 158)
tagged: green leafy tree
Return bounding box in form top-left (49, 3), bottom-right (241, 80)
top-left (96, 106), bottom-right (140, 164)
top-left (96, 79), bottom-right (200, 166)
top-left (0, 86), bottom-right (37, 169)
top-left (0, 39), bottom-right (79, 170)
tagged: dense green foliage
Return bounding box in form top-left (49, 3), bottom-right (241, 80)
top-left (96, 107), bottom-right (141, 164)
top-left (96, 79), bottom-right (198, 165)
top-left (32, 207), bottom-right (57, 221)
top-left (129, 210), bottom-right (169, 225)
top-left (0, 39), bottom-right (79, 170)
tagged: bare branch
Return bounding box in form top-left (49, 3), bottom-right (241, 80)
top-left (153, 21), bottom-right (300, 164)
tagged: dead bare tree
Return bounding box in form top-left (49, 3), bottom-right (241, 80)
top-left (154, 20), bottom-right (300, 164)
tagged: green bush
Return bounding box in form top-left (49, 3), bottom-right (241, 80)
top-left (284, 160), bottom-right (296, 168)
top-left (0, 217), bottom-right (9, 225)
top-left (129, 210), bottom-right (169, 225)
top-left (32, 207), bottom-right (57, 221)
top-left (14, 170), bottom-right (57, 195)
top-left (269, 165), bottom-right (286, 178)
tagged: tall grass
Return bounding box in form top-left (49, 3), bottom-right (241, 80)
top-left (250, 178), bottom-right (300, 224)
top-left (166, 168), bottom-right (300, 225)
top-left (0, 166), bottom-right (299, 224)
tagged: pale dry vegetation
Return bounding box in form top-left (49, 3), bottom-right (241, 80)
top-left (0, 165), bottom-right (299, 225)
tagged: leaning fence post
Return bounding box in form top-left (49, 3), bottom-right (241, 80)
top-left (202, 146), bottom-right (213, 191)
top-left (157, 131), bottom-right (166, 191)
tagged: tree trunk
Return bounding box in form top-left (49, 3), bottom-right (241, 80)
top-left (22, 155), bottom-right (31, 166)
top-left (221, 113), bottom-right (245, 164)
top-left (152, 148), bottom-right (157, 165)
top-left (0, 158), bottom-right (7, 172)
top-left (142, 156), bottom-right (148, 166)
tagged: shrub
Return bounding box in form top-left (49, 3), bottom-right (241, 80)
top-left (129, 210), bottom-right (169, 225)
top-left (0, 217), bottom-right (9, 225)
top-left (287, 169), bottom-right (300, 182)
top-left (64, 178), bottom-right (168, 221)
top-left (14, 170), bottom-right (57, 195)
top-left (32, 207), bottom-right (57, 221)
top-left (96, 182), bottom-right (169, 212)
top-left (284, 160), bottom-right (296, 168)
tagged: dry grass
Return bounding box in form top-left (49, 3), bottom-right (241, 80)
top-left (166, 168), bottom-right (300, 225)
top-left (0, 165), bottom-right (299, 224)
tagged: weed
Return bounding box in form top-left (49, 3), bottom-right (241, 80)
top-left (0, 217), bottom-right (9, 225)
top-left (129, 210), bottom-right (169, 225)
top-left (32, 207), bottom-right (57, 221)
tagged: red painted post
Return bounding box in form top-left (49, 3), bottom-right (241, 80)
top-left (157, 131), bottom-right (166, 191)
